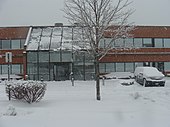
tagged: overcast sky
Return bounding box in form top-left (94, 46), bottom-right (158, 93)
top-left (0, 0), bottom-right (170, 27)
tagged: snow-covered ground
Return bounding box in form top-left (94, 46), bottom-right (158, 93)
top-left (0, 77), bottom-right (170, 127)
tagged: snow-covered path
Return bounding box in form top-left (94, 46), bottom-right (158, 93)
top-left (0, 78), bottom-right (170, 127)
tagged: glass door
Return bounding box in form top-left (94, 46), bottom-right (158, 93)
top-left (53, 63), bottom-right (70, 81)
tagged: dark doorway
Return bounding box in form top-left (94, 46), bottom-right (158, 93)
top-left (53, 63), bottom-right (70, 81)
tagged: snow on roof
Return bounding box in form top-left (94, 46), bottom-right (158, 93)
top-left (26, 26), bottom-right (89, 51)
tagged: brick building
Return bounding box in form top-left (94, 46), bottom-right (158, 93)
top-left (0, 27), bottom-right (29, 79)
top-left (0, 25), bottom-right (170, 80)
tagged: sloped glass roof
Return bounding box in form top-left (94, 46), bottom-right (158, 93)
top-left (26, 26), bottom-right (88, 51)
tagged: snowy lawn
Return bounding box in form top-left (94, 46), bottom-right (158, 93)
top-left (0, 78), bottom-right (170, 127)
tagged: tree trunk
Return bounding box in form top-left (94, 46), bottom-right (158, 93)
top-left (95, 55), bottom-right (101, 100)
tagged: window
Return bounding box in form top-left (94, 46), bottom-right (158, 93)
top-left (50, 51), bottom-right (60, 62)
top-left (125, 63), bottom-right (134, 72)
top-left (125, 38), bottom-right (133, 48)
top-left (105, 38), bottom-right (114, 48)
top-left (2, 65), bottom-right (9, 74)
top-left (27, 63), bottom-right (37, 74)
top-left (27, 52), bottom-right (37, 63)
top-left (164, 62), bottom-right (170, 72)
top-left (99, 38), bottom-right (105, 48)
top-left (164, 38), bottom-right (170, 48)
top-left (155, 38), bottom-right (163, 48)
top-left (2, 40), bottom-right (10, 49)
top-left (0, 65), bottom-right (1, 74)
top-left (143, 38), bottom-right (153, 47)
top-left (135, 62), bottom-right (143, 68)
top-left (106, 63), bottom-right (115, 72)
top-left (21, 39), bottom-right (26, 49)
top-left (12, 64), bottom-right (22, 74)
top-left (62, 51), bottom-right (72, 62)
top-left (114, 38), bottom-right (124, 48)
top-left (99, 63), bottom-right (106, 73)
top-left (0, 40), bottom-right (2, 49)
top-left (39, 51), bottom-right (49, 62)
top-left (134, 38), bottom-right (142, 48)
top-left (116, 63), bottom-right (124, 72)
top-left (11, 39), bottom-right (20, 49)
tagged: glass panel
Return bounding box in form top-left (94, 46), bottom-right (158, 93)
top-left (143, 38), bottom-right (152, 47)
top-left (135, 62), bottom-right (143, 68)
top-left (85, 53), bottom-right (94, 62)
top-left (114, 38), bottom-right (124, 48)
top-left (155, 38), bottom-right (163, 48)
top-left (62, 51), bottom-right (72, 62)
top-left (21, 39), bottom-right (25, 49)
top-left (85, 63), bottom-right (95, 80)
top-left (164, 38), bottom-right (170, 48)
top-left (74, 52), bottom-right (85, 62)
top-left (28, 74), bottom-right (38, 80)
top-left (99, 38), bottom-right (105, 48)
top-left (39, 51), bottom-right (49, 62)
top-left (74, 64), bottom-right (84, 80)
top-left (39, 27), bottom-right (52, 50)
top-left (106, 63), bottom-right (115, 72)
top-left (134, 38), bottom-right (142, 48)
top-left (27, 63), bottom-right (37, 74)
top-left (27, 52), bottom-right (37, 63)
top-left (50, 51), bottom-right (60, 62)
top-left (125, 38), bottom-right (133, 47)
top-left (105, 38), bottom-right (114, 48)
top-left (99, 63), bottom-right (106, 73)
top-left (2, 40), bottom-right (10, 49)
top-left (11, 40), bottom-right (20, 49)
top-left (0, 40), bottom-right (2, 49)
top-left (12, 64), bottom-right (21, 74)
top-left (125, 63), bottom-right (134, 72)
top-left (164, 62), bottom-right (170, 72)
top-left (0, 65), bottom-right (1, 74)
top-left (38, 63), bottom-right (49, 81)
top-left (116, 63), bottom-right (124, 72)
top-left (20, 64), bottom-right (23, 74)
top-left (2, 65), bottom-right (9, 74)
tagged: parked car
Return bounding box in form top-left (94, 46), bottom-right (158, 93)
top-left (134, 67), bottom-right (165, 87)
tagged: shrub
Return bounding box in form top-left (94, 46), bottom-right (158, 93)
top-left (6, 81), bottom-right (47, 104)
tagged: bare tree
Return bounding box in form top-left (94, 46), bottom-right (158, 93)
top-left (64, 0), bottom-right (134, 100)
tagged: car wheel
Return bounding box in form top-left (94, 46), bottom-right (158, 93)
top-left (143, 79), bottom-right (146, 87)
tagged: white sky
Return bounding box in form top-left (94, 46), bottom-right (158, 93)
top-left (0, 0), bottom-right (170, 27)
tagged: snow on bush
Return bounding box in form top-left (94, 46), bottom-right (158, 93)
top-left (5, 81), bottom-right (47, 104)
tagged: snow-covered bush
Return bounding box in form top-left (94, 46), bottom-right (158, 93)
top-left (5, 81), bottom-right (47, 104)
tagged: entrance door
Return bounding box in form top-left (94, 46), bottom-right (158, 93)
top-left (53, 63), bottom-right (70, 81)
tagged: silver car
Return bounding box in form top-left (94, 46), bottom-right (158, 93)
top-left (134, 67), bottom-right (165, 87)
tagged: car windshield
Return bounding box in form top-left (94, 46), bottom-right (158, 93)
top-left (143, 67), bottom-right (162, 76)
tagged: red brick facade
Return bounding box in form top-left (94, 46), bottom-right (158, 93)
top-left (100, 48), bottom-right (170, 62)
top-left (0, 27), bottom-right (29, 78)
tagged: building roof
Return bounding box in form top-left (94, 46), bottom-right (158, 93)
top-left (0, 27), bottom-right (29, 39)
top-left (26, 26), bottom-right (88, 51)
top-left (131, 26), bottom-right (170, 38)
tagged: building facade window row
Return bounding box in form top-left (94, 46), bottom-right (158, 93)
top-left (0, 64), bottom-right (23, 75)
top-left (0, 39), bottom-right (25, 49)
top-left (100, 38), bottom-right (170, 48)
top-left (99, 62), bottom-right (170, 74)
